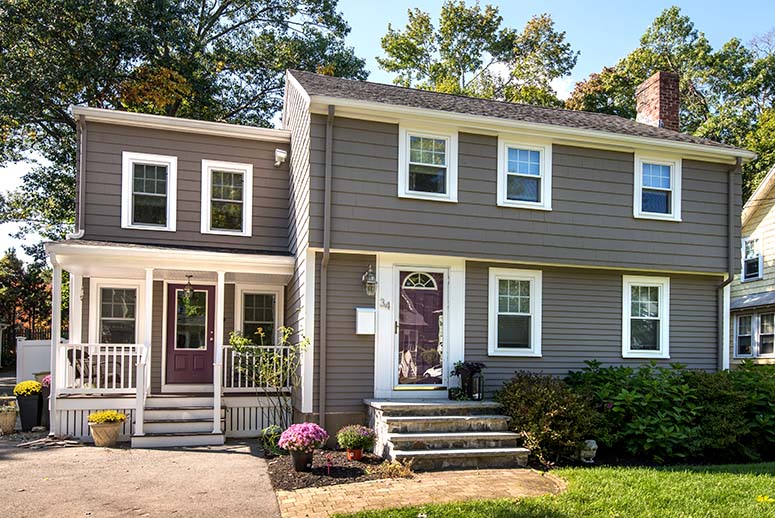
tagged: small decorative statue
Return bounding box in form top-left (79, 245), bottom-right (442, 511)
top-left (579, 439), bottom-right (598, 464)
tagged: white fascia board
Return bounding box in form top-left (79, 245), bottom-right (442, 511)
top-left (71, 106), bottom-right (290, 143)
top-left (308, 96), bottom-right (755, 164)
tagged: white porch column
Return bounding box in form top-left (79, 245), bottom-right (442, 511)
top-left (49, 264), bottom-right (62, 436)
top-left (69, 273), bottom-right (82, 345)
top-left (213, 271), bottom-right (225, 434)
top-left (135, 267), bottom-right (153, 437)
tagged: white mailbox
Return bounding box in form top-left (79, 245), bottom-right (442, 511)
top-left (355, 307), bottom-right (376, 335)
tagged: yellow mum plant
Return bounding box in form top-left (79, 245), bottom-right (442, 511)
top-left (14, 380), bottom-right (42, 396)
top-left (88, 410), bottom-right (127, 424)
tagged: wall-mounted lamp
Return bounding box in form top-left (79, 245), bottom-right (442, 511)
top-left (184, 274), bottom-right (194, 300)
top-left (274, 149), bottom-right (288, 167)
top-left (362, 265), bottom-right (377, 297)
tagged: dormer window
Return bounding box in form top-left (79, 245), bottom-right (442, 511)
top-left (398, 126), bottom-right (458, 202)
top-left (121, 152), bottom-right (177, 231)
top-left (742, 237), bottom-right (763, 281)
top-left (633, 154), bottom-right (682, 222)
top-left (201, 160), bottom-right (253, 236)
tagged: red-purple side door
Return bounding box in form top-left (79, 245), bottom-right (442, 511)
top-left (166, 284), bottom-right (215, 384)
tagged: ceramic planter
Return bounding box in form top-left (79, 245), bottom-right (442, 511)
top-left (89, 421), bottom-right (122, 447)
top-left (291, 450), bottom-right (314, 472)
top-left (0, 411), bottom-right (16, 435)
top-left (346, 448), bottom-right (363, 461)
top-left (17, 394), bottom-right (41, 431)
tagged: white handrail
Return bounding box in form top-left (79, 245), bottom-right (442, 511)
top-left (135, 345), bottom-right (149, 436)
top-left (59, 343), bottom-right (146, 394)
top-left (222, 345), bottom-right (293, 392)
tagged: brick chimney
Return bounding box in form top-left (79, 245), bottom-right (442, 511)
top-left (635, 71), bottom-right (680, 132)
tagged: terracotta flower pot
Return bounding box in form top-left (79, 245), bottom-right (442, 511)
top-left (17, 394), bottom-right (41, 431)
top-left (0, 411), bottom-right (16, 435)
top-left (346, 448), bottom-right (363, 461)
top-left (89, 421), bottom-right (122, 447)
top-left (291, 450), bottom-right (314, 472)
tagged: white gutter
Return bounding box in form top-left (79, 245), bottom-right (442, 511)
top-left (308, 96), bottom-right (756, 164)
top-left (70, 106), bottom-right (291, 143)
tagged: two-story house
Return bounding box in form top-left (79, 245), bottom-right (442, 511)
top-left (730, 165), bottom-right (775, 365)
top-left (44, 70), bottom-right (754, 463)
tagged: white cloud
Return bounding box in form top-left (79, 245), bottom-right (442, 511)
top-left (0, 160), bottom-right (39, 262)
top-left (551, 77), bottom-right (575, 101)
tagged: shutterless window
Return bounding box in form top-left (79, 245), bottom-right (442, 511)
top-left (488, 268), bottom-right (542, 357)
top-left (132, 163), bottom-right (168, 226)
top-left (211, 170), bottom-right (244, 232)
top-left (736, 315), bottom-right (753, 356)
top-left (760, 313), bottom-right (774, 355)
top-left (743, 238), bottom-right (762, 280)
top-left (641, 163), bottom-right (672, 215)
top-left (408, 135), bottom-right (448, 195)
top-left (622, 275), bottom-right (669, 359)
top-left (630, 285), bottom-right (661, 351)
top-left (506, 148), bottom-right (542, 203)
top-left (99, 288), bottom-right (137, 344)
top-left (497, 279), bottom-right (531, 349)
top-left (242, 293), bottom-right (276, 345)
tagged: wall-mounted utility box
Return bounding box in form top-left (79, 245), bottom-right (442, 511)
top-left (355, 307), bottom-right (376, 335)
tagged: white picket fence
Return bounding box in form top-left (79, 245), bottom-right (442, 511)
top-left (15, 337), bottom-right (52, 384)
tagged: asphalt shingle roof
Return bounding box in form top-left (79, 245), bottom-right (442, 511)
top-left (290, 70), bottom-right (745, 153)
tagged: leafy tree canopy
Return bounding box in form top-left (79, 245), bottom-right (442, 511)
top-left (566, 7), bottom-right (775, 198)
top-left (377, 1), bottom-right (578, 106)
top-left (0, 0), bottom-right (367, 242)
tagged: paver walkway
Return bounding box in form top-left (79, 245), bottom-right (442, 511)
top-left (276, 468), bottom-right (565, 518)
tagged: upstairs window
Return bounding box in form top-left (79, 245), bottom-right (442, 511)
top-left (398, 127), bottom-right (458, 202)
top-left (634, 154), bottom-right (682, 222)
top-left (622, 275), bottom-right (670, 359)
top-left (497, 138), bottom-right (552, 210)
top-left (742, 237), bottom-right (763, 281)
top-left (121, 152), bottom-right (177, 231)
top-left (201, 160), bottom-right (253, 236)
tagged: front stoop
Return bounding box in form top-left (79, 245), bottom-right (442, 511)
top-left (365, 399), bottom-right (529, 471)
top-left (131, 395), bottom-right (225, 448)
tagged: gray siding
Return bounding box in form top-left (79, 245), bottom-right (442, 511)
top-left (285, 256), bottom-right (306, 411)
top-left (81, 278), bottom-right (90, 344)
top-left (224, 283), bottom-right (235, 342)
top-left (82, 122), bottom-right (290, 252)
top-left (464, 261), bottom-right (720, 394)
top-left (150, 281), bottom-right (164, 393)
top-left (308, 115), bottom-right (739, 274)
top-left (284, 80), bottom-right (312, 256)
top-left (314, 252), bottom-right (376, 414)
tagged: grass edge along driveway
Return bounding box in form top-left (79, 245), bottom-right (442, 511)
top-left (336, 462), bottom-right (775, 518)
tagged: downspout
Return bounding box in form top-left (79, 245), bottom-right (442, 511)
top-left (66, 114), bottom-right (86, 240)
top-left (717, 157), bottom-right (742, 370)
top-left (319, 105), bottom-right (335, 429)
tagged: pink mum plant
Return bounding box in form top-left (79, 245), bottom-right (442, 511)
top-left (41, 375), bottom-right (51, 388)
top-left (278, 423), bottom-right (328, 453)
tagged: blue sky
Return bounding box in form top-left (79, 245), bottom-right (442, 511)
top-left (1, 0), bottom-right (774, 260)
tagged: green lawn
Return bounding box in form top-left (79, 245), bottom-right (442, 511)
top-left (336, 463), bottom-right (775, 518)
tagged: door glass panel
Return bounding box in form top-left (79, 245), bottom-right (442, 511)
top-left (397, 271), bottom-right (444, 385)
top-left (175, 290), bottom-right (207, 349)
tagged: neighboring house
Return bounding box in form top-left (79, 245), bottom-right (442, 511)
top-left (44, 70), bottom-right (754, 455)
top-left (730, 165), bottom-right (775, 365)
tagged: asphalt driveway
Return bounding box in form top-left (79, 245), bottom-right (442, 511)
top-left (0, 440), bottom-right (280, 518)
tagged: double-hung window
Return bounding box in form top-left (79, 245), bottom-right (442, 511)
top-left (622, 275), bottom-right (670, 359)
top-left (736, 315), bottom-right (753, 356)
top-left (735, 313), bottom-right (775, 358)
top-left (121, 152), bottom-right (177, 231)
top-left (99, 287), bottom-right (137, 344)
top-left (236, 286), bottom-right (283, 345)
top-left (742, 237), bottom-right (763, 281)
top-left (488, 268), bottom-right (542, 357)
top-left (497, 138), bottom-right (552, 210)
top-left (398, 127), bottom-right (458, 202)
top-left (201, 160), bottom-right (253, 236)
top-left (634, 154), bottom-right (681, 221)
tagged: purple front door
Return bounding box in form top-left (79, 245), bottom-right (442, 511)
top-left (166, 284), bottom-right (215, 384)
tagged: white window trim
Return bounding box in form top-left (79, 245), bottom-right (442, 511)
top-left (234, 284), bottom-right (284, 345)
top-left (733, 313), bottom-right (755, 358)
top-left (121, 151), bottom-right (177, 231)
top-left (487, 267), bottom-right (542, 358)
top-left (201, 159), bottom-right (253, 236)
top-left (622, 275), bottom-right (670, 359)
top-left (497, 137), bottom-right (552, 210)
top-left (741, 236), bottom-right (763, 282)
top-left (88, 278), bottom-right (146, 345)
top-left (398, 126), bottom-right (458, 203)
top-left (633, 153), bottom-right (682, 222)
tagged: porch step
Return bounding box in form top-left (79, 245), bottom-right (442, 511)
top-left (365, 399), bottom-right (502, 417)
top-left (391, 447), bottom-right (529, 471)
top-left (145, 396), bottom-right (214, 409)
top-left (382, 415), bottom-right (511, 434)
top-left (131, 431), bottom-right (225, 449)
top-left (144, 406), bottom-right (218, 420)
top-left (144, 419), bottom-right (217, 434)
top-left (386, 431), bottom-right (520, 451)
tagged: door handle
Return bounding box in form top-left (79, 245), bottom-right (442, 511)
top-left (395, 321), bottom-right (399, 334)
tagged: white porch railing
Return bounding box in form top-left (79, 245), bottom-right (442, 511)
top-left (222, 345), bottom-right (292, 392)
top-left (59, 343), bottom-right (147, 394)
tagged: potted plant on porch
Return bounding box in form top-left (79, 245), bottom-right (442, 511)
top-left (0, 401), bottom-right (17, 434)
top-left (88, 410), bottom-right (126, 447)
top-left (278, 422), bottom-right (328, 472)
top-left (450, 361), bottom-right (487, 401)
top-left (336, 425), bottom-right (376, 461)
top-left (14, 380), bottom-right (42, 431)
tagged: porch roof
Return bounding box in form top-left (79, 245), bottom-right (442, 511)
top-left (45, 239), bottom-right (295, 282)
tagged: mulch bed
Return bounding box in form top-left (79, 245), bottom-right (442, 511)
top-left (267, 450), bottom-right (388, 491)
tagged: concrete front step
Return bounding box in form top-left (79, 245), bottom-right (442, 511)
top-left (383, 414), bottom-right (511, 433)
top-left (387, 431), bottom-right (520, 451)
top-left (144, 419), bottom-right (217, 434)
top-left (365, 399), bottom-right (502, 417)
top-left (131, 431), bottom-right (225, 448)
top-left (391, 447), bottom-right (529, 471)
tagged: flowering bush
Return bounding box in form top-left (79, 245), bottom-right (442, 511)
top-left (14, 380), bottom-right (42, 396)
top-left (278, 423), bottom-right (328, 453)
top-left (41, 375), bottom-right (51, 388)
top-left (337, 425), bottom-right (376, 450)
top-left (88, 410), bottom-right (127, 424)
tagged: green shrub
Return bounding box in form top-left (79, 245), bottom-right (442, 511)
top-left (730, 362), bottom-right (775, 458)
top-left (495, 371), bottom-right (598, 465)
top-left (259, 425), bottom-right (283, 455)
top-left (337, 424), bottom-right (376, 450)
